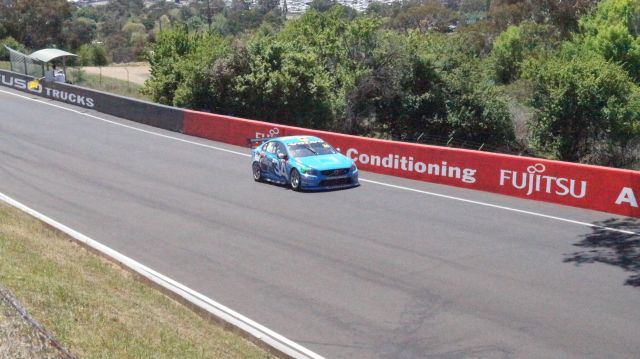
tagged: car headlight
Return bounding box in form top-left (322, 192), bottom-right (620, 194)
top-left (350, 164), bottom-right (357, 172)
top-left (300, 167), bottom-right (318, 175)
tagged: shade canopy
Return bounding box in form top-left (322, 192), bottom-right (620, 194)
top-left (29, 49), bottom-right (77, 63)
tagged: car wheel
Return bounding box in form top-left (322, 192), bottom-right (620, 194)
top-left (252, 162), bottom-right (262, 182)
top-left (290, 169), bottom-right (301, 191)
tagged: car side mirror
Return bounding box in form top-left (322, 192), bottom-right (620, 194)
top-left (278, 153), bottom-right (288, 160)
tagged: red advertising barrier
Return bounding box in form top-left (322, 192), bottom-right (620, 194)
top-left (184, 110), bottom-right (640, 218)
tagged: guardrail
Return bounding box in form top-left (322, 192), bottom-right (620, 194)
top-left (2, 68), bottom-right (639, 218)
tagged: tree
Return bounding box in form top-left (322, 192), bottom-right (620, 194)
top-left (460, 0), bottom-right (488, 14)
top-left (64, 17), bottom-right (98, 51)
top-left (0, 0), bottom-right (72, 49)
top-left (389, 0), bottom-right (457, 33)
top-left (75, 6), bottom-right (101, 22)
top-left (577, 0), bottom-right (640, 81)
top-left (202, 42), bottom-right (251, 115)
top-left (232, 36), bottom-right (334, 128)
top-left (488, 0), bottom-right (535, 31)
top-left (143, 25), bottom-right (194, 104)
top-left (172, 32), bottom-right (232, 110)
top-left (77, 43), bottom-right (109, 66)
top-left (257, 0), bottom-right (281, 13)
top-left (225, 8), bottom-right (272, 34)
top-left (347, 29), bottom-right (515, 147)
top-left (488, 0), bottom-right (597, 34)
top-left (346, 31), bottom-right (448, 137)
top-left (547, 0), bottom-right (598, 35)
top-left (526, 50), bottom-right (640, 166)
top-left (103, 0), bottom-right (145, 18)
top-left (489, 21), bottom-right (561, 84)
top-left (308, 0), bottom-right (337, 12)
top-left (443, 60), bottom-right (515, 147)
top-left (231, 0), bottom-right (251, 12)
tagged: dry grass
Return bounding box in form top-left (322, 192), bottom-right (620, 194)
top-left (81, 64), bottom-right (150, 86)
top-left (65, 68), bottom-right (151, 101)
top-left (0, 202), bottom-right (274, 359)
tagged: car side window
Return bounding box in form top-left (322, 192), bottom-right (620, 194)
top-left (264, 142), bottom-right (276, 154)
top-left (275, 142), bottom-right (287, 157)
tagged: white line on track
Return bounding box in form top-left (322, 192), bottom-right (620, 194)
top-left (1, 88), bottom-right (638, 238)
top-left (0, 191), bottom-right (325, 359)
top-left (359, 179), bottom-right (638, 235)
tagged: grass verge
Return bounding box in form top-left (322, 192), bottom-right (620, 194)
top-left (0, 202), bottom-right (274, 359)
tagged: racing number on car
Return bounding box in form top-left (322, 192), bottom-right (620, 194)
top-left (273, 159), bottom-right (288, 179)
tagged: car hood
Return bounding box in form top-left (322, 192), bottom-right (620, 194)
top-left (295, 153), bottom-right (353, 171)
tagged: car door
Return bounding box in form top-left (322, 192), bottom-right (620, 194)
top-left (260, 141), bottom-right (277, 179)
top-left (272, 142), bottom-right (289, 181)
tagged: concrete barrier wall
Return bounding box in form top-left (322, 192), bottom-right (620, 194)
top-left (183, 110), bottom-right (640, 218)
top-left (3, 68), bottom-right (638, 217)
top-left (0, 69), bottom-right (183, 132)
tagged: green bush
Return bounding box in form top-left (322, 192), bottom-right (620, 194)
top-left (77, 44), bottom-right (109, 66)
top-left (526, 49), bottom-right (640, 166)
top-left (577, 0), bottom-right (640, 81)
top-left (0, 37), bottom-right (27, 60)
top-left (489, 21), bottom-right (561, 84)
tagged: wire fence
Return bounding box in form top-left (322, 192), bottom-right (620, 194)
top-left (394, 131), bottom-right (528, 156)
top-left (4, 46), bottom-right (43, 78)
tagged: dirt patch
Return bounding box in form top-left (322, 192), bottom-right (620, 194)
top-left (82, 63), bottom-right (150, 85)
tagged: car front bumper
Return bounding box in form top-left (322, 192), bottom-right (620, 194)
top-left (300, 172), bottom-right (359, 190)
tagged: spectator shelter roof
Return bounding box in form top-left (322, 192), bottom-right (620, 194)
top-left (4, 46), bottom-right (77, 79)
top-left (29, 49), bottom-right (77, 63)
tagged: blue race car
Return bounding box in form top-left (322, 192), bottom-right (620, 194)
top-left (251, 136), bottom-right (359, 191)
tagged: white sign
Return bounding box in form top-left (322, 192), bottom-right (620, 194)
top-left (499, 163), bottom-right (587, 198)
top-left (0, 72), bottom-right (95, 108)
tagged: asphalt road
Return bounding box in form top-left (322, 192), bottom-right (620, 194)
top-left (1, 87), bottom-right (639, 359)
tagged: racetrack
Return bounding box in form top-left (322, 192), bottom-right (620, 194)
top-left (1, 87), bottom-right (639, 359)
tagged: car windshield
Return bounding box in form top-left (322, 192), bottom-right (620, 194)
top-left (288, 141), bottom-right (337, 157)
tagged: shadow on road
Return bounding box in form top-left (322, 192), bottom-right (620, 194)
top-left (564, 218), bottom-right (640, 286)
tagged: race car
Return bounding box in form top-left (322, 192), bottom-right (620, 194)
top-left (251, 135), bottom-right (359, 191)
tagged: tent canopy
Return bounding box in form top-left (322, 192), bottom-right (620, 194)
top-left (29, 49), bottom-right (77, 63)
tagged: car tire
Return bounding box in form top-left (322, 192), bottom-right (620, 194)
top-left (290, 169), bottom-right (302, 191)
top-left (252, 162), bottom-right (262, 182)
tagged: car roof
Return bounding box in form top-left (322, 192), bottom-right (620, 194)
top-left (272, 135), bottom-right (324, 145)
